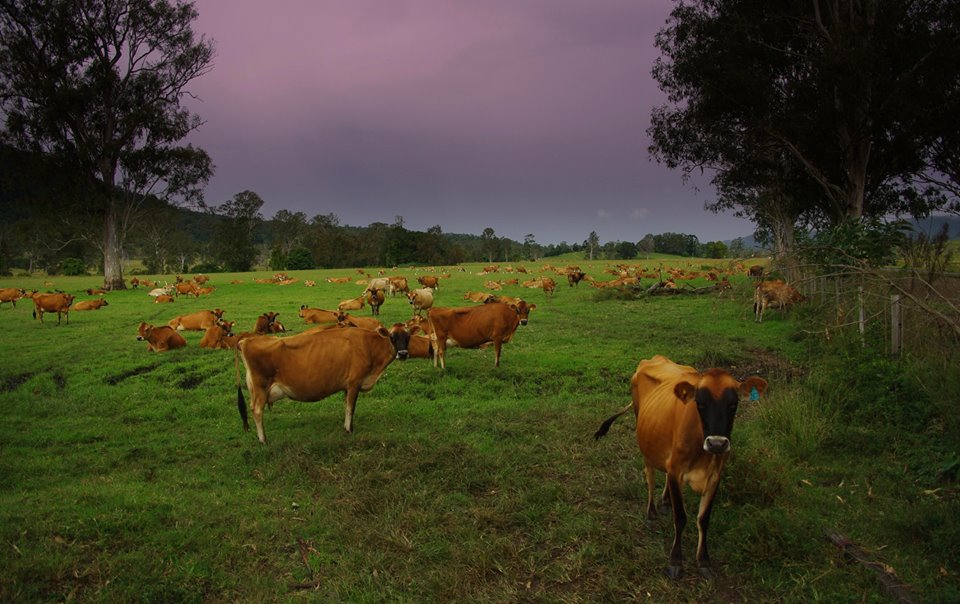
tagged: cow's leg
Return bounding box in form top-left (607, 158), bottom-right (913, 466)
top-left (659, 480), bottom-right (671, 516)
top-left (666, 475), bottom-right (686, 578)
top-left (493, 339), bottom-right (502, 367)
top-left (643, 463), bottom-right (658, 520)
top-left (248, 384), bottom-right (268, 444)
top-left (343, 385), bottom-right (360, 433)
top-left (695, 477), bottom-right (721, 578)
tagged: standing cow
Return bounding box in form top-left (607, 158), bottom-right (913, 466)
top-left (595, 355), bottom-right (767, 578)
top-left (426, 300), bottom-right (535, 368)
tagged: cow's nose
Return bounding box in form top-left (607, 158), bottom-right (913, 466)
top-left (519, 319), bottom-right (528, 326)
top-left (396, 350), bottom-right (409, 360)
top-left (703, 436), bottom-right (730, 454)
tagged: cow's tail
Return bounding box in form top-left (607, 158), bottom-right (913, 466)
top-left (234, 346), bottom-right (249, 432)
top-left (594, 402), bottom-right (634, 440)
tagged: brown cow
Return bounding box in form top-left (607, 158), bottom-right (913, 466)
top-left (169, 309), bottom-right (225, 331)
top-left (418, 275), bottom-right (440, 290)
top-left (154, 295), bottom-right (175, 304)
top-left (366, 287), bottom-right (386, 315)
top-left (337, 313), bottom-right (383, 331)
top-left (299, 305), bottom-right (341, 325)
top-left (754, 280), bottom-right (805, 323)
top-left (463, 291), bottom-right (495, 303)
top-left (85, 288), bottom-right (107, 295)
top-left (567, 271), bottom-right (586, 287)
top-left (254, 312), bottom-right (281, 335)
top-left (337, 296), bottom-right (365, 312)
top-left (236, 323), bottom-right (412, 441)
top-left (0, 287), bottom-right (26, 308)
top-left (407, 288), bottom-right (434, 316)
top-left (388, 276), bottom-right (409, 297)
top-left (129, 277), bottom-right (140, 288)
top-left (137, 322), bottom-right (187, 352)
top-left (200, 320), bottom-right (236, 349)
top-left (72, 299), bottom-right (109, 311)
top-left (747, 265), bottom-right (765, 280)
top-left (32, 293), bottom-right (75, 325)
top-left (542, 277), bottom-right (557, 296)
top-left (426, 300), bottom-right (536, 368)
top-left (174, 281), bottom-right (199, 297)
top-left (595, 355), bottom-right (768, 578)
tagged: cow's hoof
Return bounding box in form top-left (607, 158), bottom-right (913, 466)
top-left (666, 565), bottom-right (683, 579)
top-left (698, 565), bottom-right (713, 579)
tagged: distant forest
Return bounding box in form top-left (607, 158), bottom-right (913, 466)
top-left (0, 144), bottom-right (740, 276)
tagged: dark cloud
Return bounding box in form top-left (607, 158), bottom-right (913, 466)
top-left (185, 0), bottom-right (755, 244)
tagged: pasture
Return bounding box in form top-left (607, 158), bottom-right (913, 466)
top-left (1, 261), bottom-right (957, 602)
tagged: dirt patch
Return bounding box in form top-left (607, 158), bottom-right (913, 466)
top-left (0, 372), bottom-right (35, 393)
top-left (51, 371), bottom-right (67, 390)
top-left (105, 364), bottom-right (159, 385)
top-left (697, 348), bottom-right (806, 382)
top-left (177, 374), bottom-right (205, 389)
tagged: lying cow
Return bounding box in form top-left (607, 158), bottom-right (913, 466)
top-left (137, 322), bottom-right (187, 352)
top-left (337, 296), bottom-right (365, 312)
top-left (32, 293), bottom-right (75, 325)
top-left (154, 295), bottom-right (175, 304)
top-left (200, 320), bottom-right (236, 349)
top-left (426, 300), bottom-right (535, 368)
top-left (595, 355), bottom-right (767, 578)
top-left (754, 280), bottom-right (805, 323)
top-left (299, 305), bottom-right (341, 325)
top-left (72, 299), bottom-right (109, 311)
top-left (254, 311), bottom-right (281, 335)
top-left (236, 323), bottom-right (412, 442)
top-left (168, 309), bottom-right (225, 331)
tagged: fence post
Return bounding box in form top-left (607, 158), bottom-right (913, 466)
top-left (891, 294), bottom-right (902, 358)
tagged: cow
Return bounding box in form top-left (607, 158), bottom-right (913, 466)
top-left (0, 288), bottom-right (25, 308)
top-left (194, 274), bottom-right (210, 285)
top-left (174, 281), bottom-right (199, 297)
top-left (747, 265), bottom-right (765, 280)
top-left (154, 295), bottom-right (175, 304)
top-left (32, 293), bottom-right (75, 325)
top-left (337, 296), bottom-right (365, 312)
top-left (426, 300), bottom-right (535, 368)
top-left (337, 313), bottom-right (383, 331)
top-left (407, 288), bottom-right (434, 316)
top-left (137, 322), bottom-right (187, 352)
top-left (298, 305), bottom-right (340, 325)
top-left (594, 355), bottom-right (768, 578)
top-left (418, 275), bottom-right (440, 290)
top-left (388, 276), bottom-right (409, 297)
top-left (366, 287), bottom-right (386, 315)
top-left (85, 288), bottom-right (107, 295)
top-left (254, 311), bottom-right (281, 335)
top-left (148, 286), bottom-right (173, 297)
top-left (235, 323), bottom-right (412, 441)
top-left (200, 320), bottom-right (236, 349)
top-left (169, 309), bottom-right (225, 331)
top-left (196, 286), bottom-right (216, 296)
top-left (484, 280), bottom-right (503, 291)
top-left (366, 277), bottom-right (390, 293)
top-left (567, 271), bottom-right (587, 287)
top-left (72, 298), bottom-right (109, 311)
top-left (129, 277), bottom-right (140, 288)
top-left (542, 277), bottom-right (557, 296)
top-left (754, 280), bottom-right (805, 323)
top-left (463, 291), bottom-right (495, 303)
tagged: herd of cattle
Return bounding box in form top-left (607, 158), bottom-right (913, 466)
top-left (0, 261), bottom-right (805, 577)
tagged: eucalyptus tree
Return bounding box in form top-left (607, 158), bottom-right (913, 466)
top-left (0, 0), bottom-right (214, 288)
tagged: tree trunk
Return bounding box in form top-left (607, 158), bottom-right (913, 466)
top-left (102, 199), bottom-right (126, 290)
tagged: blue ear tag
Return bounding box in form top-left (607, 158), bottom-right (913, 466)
top-left (749, 387), bottom-right (760, 401)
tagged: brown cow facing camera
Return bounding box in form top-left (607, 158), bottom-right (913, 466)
top-left (137, 322), bottom-right (187, 352)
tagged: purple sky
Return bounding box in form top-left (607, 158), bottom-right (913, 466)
top-left (184, 0), bottom-right (756, 245)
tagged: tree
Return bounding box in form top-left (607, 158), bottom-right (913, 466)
top-left (649, 0), bottom-right (960, 237)
top-left (615, 241), bottom-right (638, 260)
top-left (638, 234), bottom-right (656, 257)
top-left (702, 241), bottom-right (728, 259)
top-left (585, 231), bottom-right (600, 260)
top-left (0, 0), bottom-right (215, 289)
top-left (211, 191), bottom-right (263, 271)
top-left (481, 227), bottom-right (498, 262)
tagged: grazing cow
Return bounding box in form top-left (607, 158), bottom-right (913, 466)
top-left (200, 320), bottom-right (236, 349)
top-left (567, 271), bottom-right (587, 287)
top-left (154, 295), bottom-right (175, 304)
top-left (0, 287), bottom-right (26, 308)
top-left (254, 311), bottom-right (281, 335)
top-left (32, 293), bottom-right (75, 325)
top-left (366, 287), bottom-right (386, 315)
top-left (388, 276), bottom-right (409, 297)
top-left (72, 299), bottom-right (109, 311)
top-left (175, 281), bottom-right (199, 297)
top-left (337, 296), bottom-right (365, 312)
top-left (754, 280), bottom-right (805, 323)
top-left (418, 275), bottom-right (440, 290)
top-left (427, 300), bottom-right (536, 368)
top-left (407, 288), bottom-right (434, 316)
top-left (595, 355), bottom-right (767, 578)
top-left (235, 323), bottom-right (412, 441)
top-left (747, 265), bottom-right (765, 280)
top-left (169, 309), bottom-right (225, 331)
top-left (463, 291), bottom-right (495, 303)
top-left (137, 322), bottom-right (187, 352)
top-left (299, 305), bottom-right (341, 325)
top-left (542, 277), bottom-right (557, 296)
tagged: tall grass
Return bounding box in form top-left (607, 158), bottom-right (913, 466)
top-left (0, 262), bottom-right (957, 602)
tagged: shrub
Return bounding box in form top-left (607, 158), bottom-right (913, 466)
top-left (191, 262), bottom-right (220, 273)
top-left (59, 258), bottom-right (86, 276)
top-left (286, 247), bottom-right (315, 270)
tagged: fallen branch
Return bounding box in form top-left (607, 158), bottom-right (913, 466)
top-left (825, 530), bottom-right (915, 604)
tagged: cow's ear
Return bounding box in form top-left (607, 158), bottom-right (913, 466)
top-left (377, 326), bottom-right (390, 338)
top-left (674, 381), bottom-right (696, 404)
top-left (528, 304), bottom-right (537, 311)
top-left (408, 324), bottom-right (421, 336)
top-left (739, 376), bottom-right (768, 400)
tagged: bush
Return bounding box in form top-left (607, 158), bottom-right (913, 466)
top-left (190, 262), bottom-right (220, 273)
top-left (59, 258), bottom-right (86, 276)
top-left (286, 247), bottom-right (315, 270)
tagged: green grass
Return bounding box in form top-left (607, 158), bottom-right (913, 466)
top-left (0, 262), bottom-right (957, 602)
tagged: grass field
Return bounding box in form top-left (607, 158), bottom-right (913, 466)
top-left (1, 260), bottom-right (957, 602)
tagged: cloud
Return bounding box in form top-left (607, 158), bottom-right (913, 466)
top-left (631, 208), bottom-right (649, 219)
top-left (597, 209), bottom-right (613, 219)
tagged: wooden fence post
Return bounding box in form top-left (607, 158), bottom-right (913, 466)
top-left (891, 294), bottom-right (902, 358)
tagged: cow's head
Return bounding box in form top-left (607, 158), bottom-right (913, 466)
top-left (298, 304), bottom-right (309, 318)
top-left (385, 324), bottom-right (411, 361)
top-left (136, 322), bottom-right (152, 341)
top-left (213, 308), bottom-right (225, 319)
top-left (219, 320), bottom-right (236, 337)
top-left (509, 300), bottom-right (536, 326)
top-left (674, 370), bottom-right (768, 455)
